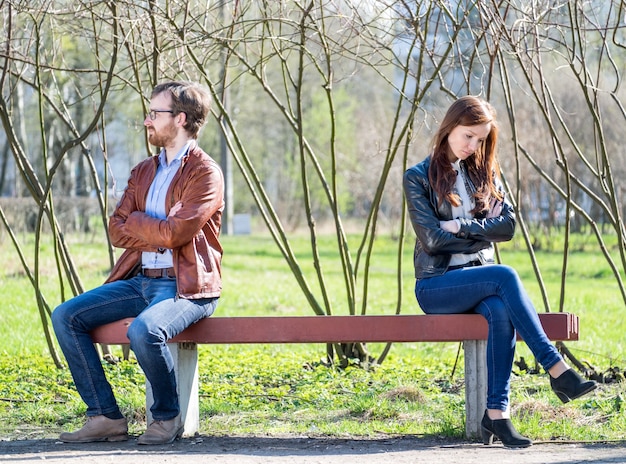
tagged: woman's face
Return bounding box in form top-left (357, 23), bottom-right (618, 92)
top-left (446, 123), bottom-right (491, 162)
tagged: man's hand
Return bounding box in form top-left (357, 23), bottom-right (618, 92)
top-left (168, 201), bottom-right (183, 218)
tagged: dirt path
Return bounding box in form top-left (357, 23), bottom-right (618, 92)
top-left (1, 435), bottom-right (626, 464)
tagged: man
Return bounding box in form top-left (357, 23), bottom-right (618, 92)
top-left (52, 81), bottom-right (224, 445)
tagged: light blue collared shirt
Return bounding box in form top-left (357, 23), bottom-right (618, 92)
top-left (142, 141), bottom-right (192, 269)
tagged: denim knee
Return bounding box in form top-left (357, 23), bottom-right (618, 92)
top-left (127, 317), bottom-right (165, 353)
top-left (50, 305), bottom-right (62, 331)
top-left (51, 302), bottom-right (73, 336)
top-left (489, 264), bottom-right (519, 284)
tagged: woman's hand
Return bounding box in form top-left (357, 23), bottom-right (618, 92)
top-left (487, 197), bottom-right (504, 218)
top-left (440, 219), bottom-right (460, 234)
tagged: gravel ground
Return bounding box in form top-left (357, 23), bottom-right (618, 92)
top-left (2, 435), bottom-right (626, 464)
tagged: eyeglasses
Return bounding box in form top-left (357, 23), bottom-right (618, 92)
top-left (146, 109), bottom-right (174, 120)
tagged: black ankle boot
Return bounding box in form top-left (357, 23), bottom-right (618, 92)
top-left (481, 410), bottom-right (532, 448)
top-left (550, 368), bottom-right (597, 403)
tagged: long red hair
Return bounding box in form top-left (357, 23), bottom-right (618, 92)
top-left (429, 95), bottom-right (502, 215)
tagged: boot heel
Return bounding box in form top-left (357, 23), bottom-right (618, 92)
top-left (480, 410), bottom-right (532, 448)
top-left (481, 426), bottom-right (495, 445)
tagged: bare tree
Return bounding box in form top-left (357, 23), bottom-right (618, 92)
top-left (0, 1), bottom-right (120, 365)
top-left (0, 0), bottom-right (624, 366)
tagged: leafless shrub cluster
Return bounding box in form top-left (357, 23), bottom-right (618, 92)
top-left (0, 0), bottom-right (624, 363)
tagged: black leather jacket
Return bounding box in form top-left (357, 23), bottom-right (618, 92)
top-left (403, 156), bottom-right (516, 279)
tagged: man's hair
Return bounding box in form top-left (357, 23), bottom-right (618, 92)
top-left (151, 81), bottom-right (211, 139)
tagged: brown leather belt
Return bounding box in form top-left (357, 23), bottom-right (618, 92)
top-left (142, 267), bottom-right (176, 278)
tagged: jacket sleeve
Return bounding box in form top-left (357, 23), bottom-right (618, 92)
top-left (108, 162), bottom-right (158, 252)
top-left (456, 199), bottom-right (516, 243)
top-left (122, 159), bottom-right (224, 250)
top-left (403, 166), bottom-right (491, 256)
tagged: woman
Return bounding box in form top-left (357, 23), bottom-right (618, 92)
top-left (402, 95), bottom-right (596, 448)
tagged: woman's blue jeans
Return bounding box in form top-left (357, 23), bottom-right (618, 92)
top-left (415, 264), bottom-right (562, 411)
top-left (52, 275), bottom-right (217, 421)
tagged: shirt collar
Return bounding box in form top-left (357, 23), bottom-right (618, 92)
top-left (158, 140), bottom-right (193, 168)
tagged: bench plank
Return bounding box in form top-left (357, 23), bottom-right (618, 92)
top-left (90, 312), bottom-right (579, 344)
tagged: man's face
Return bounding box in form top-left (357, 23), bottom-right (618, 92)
top-left (144, 92), bottom-right (177, 148)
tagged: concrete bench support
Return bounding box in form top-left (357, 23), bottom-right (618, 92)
top-left (463, 340), bottom-right (487, 438)
top-left (146, 342), bottom-right (199, 437)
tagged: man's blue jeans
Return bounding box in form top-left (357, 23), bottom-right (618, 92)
top-left (415, 264), bottom-right (562, 411)
top-left (52, 275), bottom-right (217, 421)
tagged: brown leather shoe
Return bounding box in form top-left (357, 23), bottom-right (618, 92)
top-left (59, 415), bottom-right (128, 443)
top-left (137, 418), bottom-right (183, 445)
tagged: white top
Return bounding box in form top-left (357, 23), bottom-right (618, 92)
top-left (448, 160), bottom-right (493, 267)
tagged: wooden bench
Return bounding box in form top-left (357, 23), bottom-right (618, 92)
top-left (90, 312), bottom-right (579, 438)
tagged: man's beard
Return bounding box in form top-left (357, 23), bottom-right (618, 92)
top-left (148, 122), bottom-right (177, 148)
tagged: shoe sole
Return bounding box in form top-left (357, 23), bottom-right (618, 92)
top-left (555, 383), bottom-right (598, 403)
top-left (502, 440), bottom-right (533, 449)
top-left (60, 434), bottom-right (129, 443)
top-left (482, 427), bottom-right (532, 448)
top-left (137, 426), bottom-right (184, 445)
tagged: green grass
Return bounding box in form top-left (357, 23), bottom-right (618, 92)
top-left (0, 231), bottom-right (625, 441)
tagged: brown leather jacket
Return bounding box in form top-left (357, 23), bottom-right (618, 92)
top-left (105, 141), bottom-right (224, 299)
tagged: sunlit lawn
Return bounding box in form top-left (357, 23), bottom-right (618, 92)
top-left (0, 230), bottom-right (624, 441)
